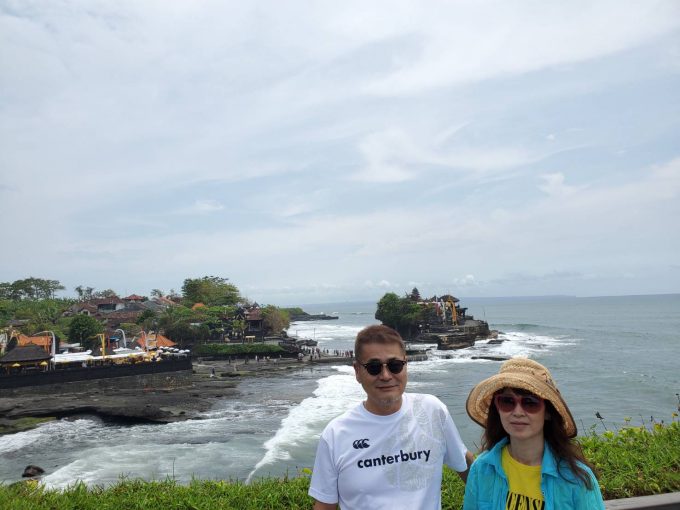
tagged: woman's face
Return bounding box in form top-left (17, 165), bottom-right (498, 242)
top-left (495, 388), bottom-right (547, 443)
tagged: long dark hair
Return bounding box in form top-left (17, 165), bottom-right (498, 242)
top-left (481, 388), bottom-right (597, 489)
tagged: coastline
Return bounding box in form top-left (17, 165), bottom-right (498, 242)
top-left (0, 354), bottom-right (352, 435)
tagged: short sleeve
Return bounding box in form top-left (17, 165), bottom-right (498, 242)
top-left (308, 436), bottom-right (339, 505)
top-left (442, 406), bottom-right (468, 472)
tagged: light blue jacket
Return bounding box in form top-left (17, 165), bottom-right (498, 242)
top-left (463, 437), bottom-right (605, 510)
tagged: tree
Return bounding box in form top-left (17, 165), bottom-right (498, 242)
top-left (181, 276), bottom-right (240, 307)
top-left (231, 318), bottom-right (246, 342)
top-left (136, 309), bottom-right (157, 331)
top-left (163, 322), bottom-right (209, 347)
top-left (262, 305), bottom-right (290, 335)
top-left (93, 289), bottom-right (118, 298)
top-left (0, 278), bottom-right (65, 300)
top-left (67, 314), bottom-right (104, 345)
top-left (375, 292), bottom-right (424, 339)
top-left (150, 289), bottom-right (165, 298)
top-left (409, 287), bottom-right (421, 302)
top-left (0, 283), bottom-right (12, 300)
top-left (75, 286), bottom-right (95, 300)
top-left (118, 322), bottom-right (142, 339)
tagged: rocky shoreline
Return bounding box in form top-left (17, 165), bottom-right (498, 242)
top-left (0, 356), bottom-right (351, 435)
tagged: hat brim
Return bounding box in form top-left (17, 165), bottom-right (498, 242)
top-left (466, 372), bottom-right (577, 438)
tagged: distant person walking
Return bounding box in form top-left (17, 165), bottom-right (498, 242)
top-left (463, 358), bottom-right (605, 509)
top-left (309, 325), bottom-right (474, 509)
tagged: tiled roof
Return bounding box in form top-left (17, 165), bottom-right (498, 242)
top-left (73, 304), bottom-right (98, 314)
top-left (152, 296), bottom-right (178, 306)
top-left (105, 310), bottom-right (142, 320)
top-left (123, 294), bottom-right (145, 301)
top-left (17, 334), bottom-right (52, 352)
top-left (134, 333), bottom-right (176, 349)
top-left (154, 334), bottom-right (176, 347)
top-left (245, 309), bottom-right (262, 321)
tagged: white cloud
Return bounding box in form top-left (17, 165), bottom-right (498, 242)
top-left (1, 1), bottom-right (679, 302)
top-left (538, 173), bottom-right (583, 197)
top-left (190, 200), bottom-right (224, 214)
top-left (361, 1), bottom-right (680, 95)
top-left (453, 274), bottom-right (478, 287)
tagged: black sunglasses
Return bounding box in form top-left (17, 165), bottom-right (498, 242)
top-left (494, 394), bottom-right (544, 414)
top-left (360, 358), bottom-right (407, 376)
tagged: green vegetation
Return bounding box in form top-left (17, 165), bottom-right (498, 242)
top-left (0, 277), bottom-right (65, 301)
top-left (0, 476), bottom-right (312, 510)
top-left (193, 343), bottom-right (287, 356)
top-left (181, 276), bottom-right (241, 307)
top-left (261, 305), bottom-right (290, 335)
top-left (0, 417), bottom-right (677, 509)
top-left (0, 417), bottom-right (55, 435)
top-left (375, 292), bottom-right (425, 338)
top-left (67, 314), bottom-right (104, 346)
top-left (0, 297), bottom-right (73, 338)
top-left (280, 307), bottom-right (305, 317)
top-left (1, 275), bottom-right (298, 350)
top-left (579, 417), bottom-right (680, 498)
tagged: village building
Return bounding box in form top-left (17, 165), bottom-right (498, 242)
top-left (0, 344), bottom-right (52, 373)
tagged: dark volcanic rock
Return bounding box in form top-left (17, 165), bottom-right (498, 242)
top-left (22, 465), bottom-right (45, 478)
top-left (289, 313), bottom-right (338, 321)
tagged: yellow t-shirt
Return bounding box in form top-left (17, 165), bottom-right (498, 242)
top-left (502, 446), bottom-right (545, 510)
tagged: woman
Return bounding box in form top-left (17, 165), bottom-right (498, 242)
top-left (463, 358), bottom-right (605, 510)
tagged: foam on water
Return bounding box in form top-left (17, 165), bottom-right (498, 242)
top-left (247, 366), bottom-right (361, 482)
top-left (290, 322), bottom-right (363, 343)
top-left (0, 419), bottom-right (99, 455)
top-left (423, 330), bottom-right (574, 362)
top-left (42, 439), bottom-right (240, 489)
top-left (5, 294), bottom-right (678, 487)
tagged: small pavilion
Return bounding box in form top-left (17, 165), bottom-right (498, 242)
top-left (0, 344), bottom-right (52, 374)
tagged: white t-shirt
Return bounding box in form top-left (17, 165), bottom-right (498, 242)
top-left (308, 393), bottom-right (468, 510)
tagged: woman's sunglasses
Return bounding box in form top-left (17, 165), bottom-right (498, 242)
top-left (360, 358), bottom-right (407, 376)
top-left (494, 394), bottom-right (544, 414)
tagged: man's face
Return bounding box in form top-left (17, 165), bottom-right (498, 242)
top-left (354, 342), bottom-right (407, 416)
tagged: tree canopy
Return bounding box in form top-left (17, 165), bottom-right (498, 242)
top-left (0, 277), bottom-right (65, 300)
top-left (261, 305), bottom-right (290, 335)
top-left (68, 314), bottom-right (104, 345)
top-left (181, 276), bottom-right (241, 307)
top-left (375, 292), bottom-right (424, 339)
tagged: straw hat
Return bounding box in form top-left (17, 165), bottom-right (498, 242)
top-left (466, 357), bottom-right (577, 438)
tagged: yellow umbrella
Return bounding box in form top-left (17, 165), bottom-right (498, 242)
top-left (40, 361), bottom-right (48, 366)
top-left (11, 363), bottom-right (21, 367)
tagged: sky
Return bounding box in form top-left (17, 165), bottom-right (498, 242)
top-left (1, 1), bottom-right (679, 305)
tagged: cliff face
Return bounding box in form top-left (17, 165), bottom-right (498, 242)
top-left (413, 319), bottom-right (494, 350)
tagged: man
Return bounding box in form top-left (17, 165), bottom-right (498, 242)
top-left (309, 325), bottom-right (474, 509)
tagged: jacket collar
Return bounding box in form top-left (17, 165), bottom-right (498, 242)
top-left (479, 437), bottom-right (559, 479)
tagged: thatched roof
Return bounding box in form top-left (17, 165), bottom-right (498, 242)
top-left (0, 345), bottom-right (52, 364)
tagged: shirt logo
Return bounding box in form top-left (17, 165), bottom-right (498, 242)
top-left (353, 438), bottom-right (370, 449)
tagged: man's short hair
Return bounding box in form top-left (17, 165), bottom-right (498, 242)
top-left (355, 325), bottom-right (405, 360)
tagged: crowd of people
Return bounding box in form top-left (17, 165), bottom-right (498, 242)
top-left (308, 324), bottom-right (605, 510)
top-left (300, 347), bottom-right (354, 360)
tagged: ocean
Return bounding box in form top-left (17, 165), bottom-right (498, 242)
top-left (1, 294), bottom-right (678, 487)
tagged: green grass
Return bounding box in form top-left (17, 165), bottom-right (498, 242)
top-left (579, 416), bottom-right (680, 499)
top-left (1, 416), bottom-right (678, 509)
top-left (0, 417), bottom-right (55, 435)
